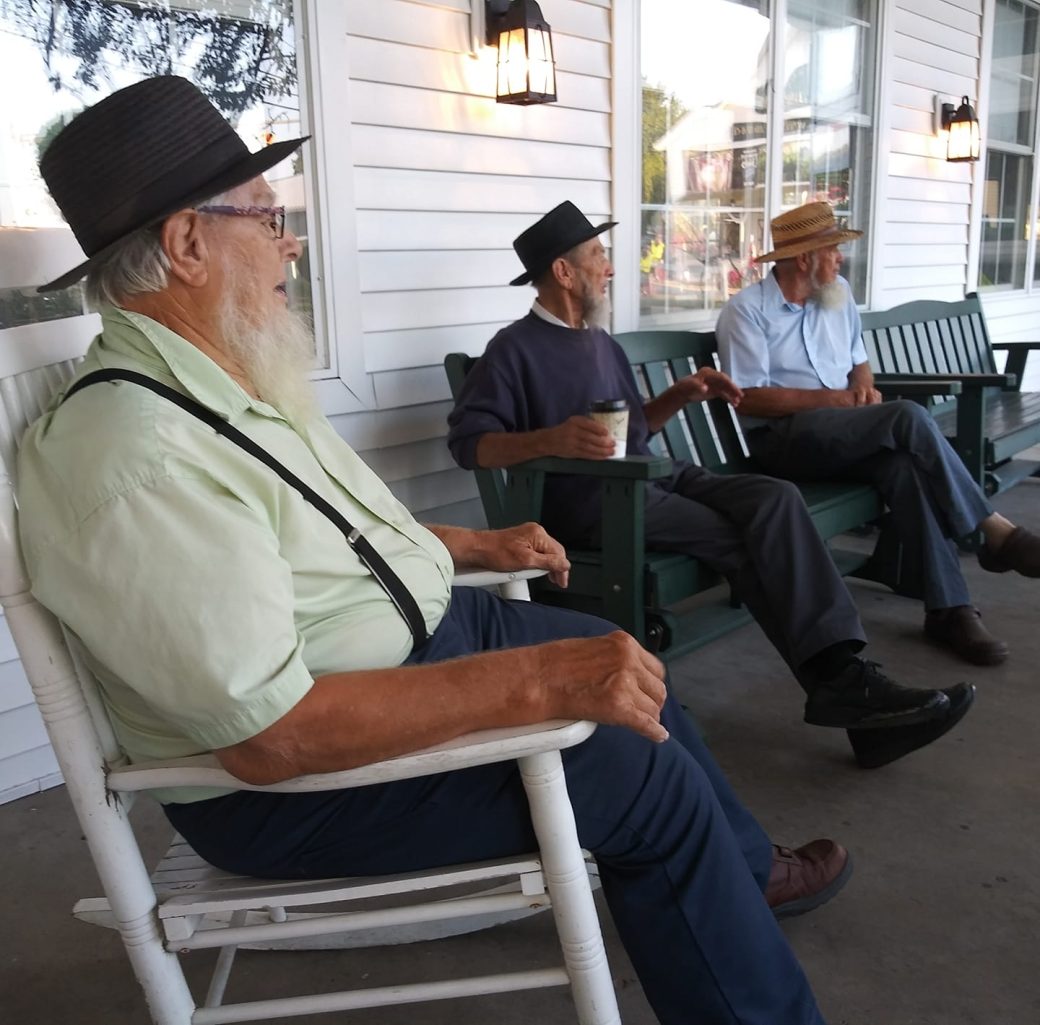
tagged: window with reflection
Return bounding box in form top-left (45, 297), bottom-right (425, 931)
top-left (639, 0), bottom-right (875, 325)
top-left (0, 0), bottom-right (322, 364)
top-left (979, 0), bottom-right (1039, 290)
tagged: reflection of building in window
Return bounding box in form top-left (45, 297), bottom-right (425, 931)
top-left (639, 0), bottom-right (875, 324)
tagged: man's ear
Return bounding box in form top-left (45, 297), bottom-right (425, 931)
top-left (552, 255), bottom-right (577, 291)
top-left (160, 210), bottom-right (212, 288)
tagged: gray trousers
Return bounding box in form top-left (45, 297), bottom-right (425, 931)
top-left (640, 465), bottom-right (867, 685)
top-left (745, 400), bottom-right (993, 611)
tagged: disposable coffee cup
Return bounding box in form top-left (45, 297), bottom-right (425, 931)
top-left (589, 399), bottom-right (629, 458)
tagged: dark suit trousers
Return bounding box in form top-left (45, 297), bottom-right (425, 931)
top-left (166, 588), bottom-right (825, 1025)
top-left (745, 400), bottom-right (993, 611)
top-left (641, 464), bottom-right (867, 679)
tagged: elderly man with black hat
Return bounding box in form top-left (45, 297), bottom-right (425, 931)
top-left (716, 202), bottom-right (1040, 668)
top-left (448, 201), bottom-right (974, 770)
top-left (18, 76), bottom-right (864, 1025)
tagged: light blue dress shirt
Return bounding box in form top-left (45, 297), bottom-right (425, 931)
top-left (716, 271), bottom-right (866, 427)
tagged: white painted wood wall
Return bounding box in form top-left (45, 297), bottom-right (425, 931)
top-left (329, 0), bottom-right (612, 529)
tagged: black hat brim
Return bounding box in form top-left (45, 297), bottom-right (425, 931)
top-left (509, 219), bottom-right (617, 286)
top-left (39, 134), bottom-right (309, 293)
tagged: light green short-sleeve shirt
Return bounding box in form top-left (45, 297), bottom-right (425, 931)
top-left (17, 307), bottom-right (454, 802)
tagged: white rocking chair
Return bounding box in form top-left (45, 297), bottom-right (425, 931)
top-left (0, 345), bottom-right (621, 1025)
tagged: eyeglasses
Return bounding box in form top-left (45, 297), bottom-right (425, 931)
top-left (196, 204), bottom-right (286, 239)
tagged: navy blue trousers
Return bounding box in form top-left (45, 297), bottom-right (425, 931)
top-left (747, 400), bottom-right (993, 610)
top-left (166, 588), bottom-right (825, 1025)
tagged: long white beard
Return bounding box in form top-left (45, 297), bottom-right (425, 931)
top-left (810, 272), bottom-right (847, 312)
top-left (584, 289), bottom-right (612, 331)
top-left (217, 262), bottom-right (319, 424)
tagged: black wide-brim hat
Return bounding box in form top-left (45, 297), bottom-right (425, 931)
top-left (510, 201), bottom-right (617, 286)
top-left (37, 75), bottom-right (309, 292)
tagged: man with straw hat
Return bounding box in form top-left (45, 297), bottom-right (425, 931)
top-left (19, 76), bottom-right (856, 1025)
top-left (718, 201), bottom-right (1040, 669)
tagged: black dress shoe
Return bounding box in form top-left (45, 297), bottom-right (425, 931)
top-left (847, 683), bottom-right (976, 769)
top-left (924, 606), bottom-right (1009, 666)
top-left (804, 659), bottom-right (949, 730)
top-left (978, 526), bottom-right (1040, 577)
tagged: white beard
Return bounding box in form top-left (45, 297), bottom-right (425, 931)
top-left (583, 289), bottom-right (612, 331)
top-left (809, 261), bottom-right (847, 312)
top-left (217, 260), bottom-right (319, 424)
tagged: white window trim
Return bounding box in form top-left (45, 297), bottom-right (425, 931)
top-left (300, 0), bottom-right (375, 414)
top-left (968, 0), bottom-right (1040, 298)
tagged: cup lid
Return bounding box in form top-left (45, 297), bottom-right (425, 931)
top-left (589, 398), bottom-right (628, 411)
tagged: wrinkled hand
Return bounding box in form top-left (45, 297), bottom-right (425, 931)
top-left (474, 522), bottom-right (571, 588)
top-left (680, 367), bottom-right (743, 406)
top-left (538, 631), bottom-right (669, 743)
top-left (849, 383), bottom-right (883, 406)
top-left (832, 386), bottom-right (882, 407)
top-left (544, 415), bottom-right (617, 459)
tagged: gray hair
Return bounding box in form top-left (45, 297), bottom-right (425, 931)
top-left (84, 188), bottom-right (234, 308)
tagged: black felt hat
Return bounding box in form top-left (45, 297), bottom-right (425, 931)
top-left (37, 75), bottom-right (309, 292)
top-left (510, 201), bottom-right (617, 286)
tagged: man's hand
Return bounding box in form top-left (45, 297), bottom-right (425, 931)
top-left (828, 387), bottom-right (882, 408)
top-left (471, 523), bottom-right (571, 588)
top-left (678, 367), bottom-right (743, 406)
top-left (848, 383), bottom-right (883, 406)
top-left (543, 415), bottom-right (617, 459)
top-left (537, 631), bottom-right (669, 743)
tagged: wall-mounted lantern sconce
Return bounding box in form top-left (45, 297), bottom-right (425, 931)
top-left (482, 0), bottom-right (557, 105)
top-left (937, 95), bottom-right (981, 162)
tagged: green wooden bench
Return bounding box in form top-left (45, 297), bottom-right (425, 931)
top-left (861, 293), bottom-right (1040, 496)
top-left (446, 331), bottom-right (905, 661)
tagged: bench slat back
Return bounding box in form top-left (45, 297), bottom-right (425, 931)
top-left (861, 294), bottom-right (996, 408)
top-left (613, 330), bottom-right (749, 471)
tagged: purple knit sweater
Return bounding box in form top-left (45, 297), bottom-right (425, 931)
top-left (447, 312), bottom-right (655, 541)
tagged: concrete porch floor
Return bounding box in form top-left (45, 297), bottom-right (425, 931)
top-left (3, 479), bottom-right (1039, 1025)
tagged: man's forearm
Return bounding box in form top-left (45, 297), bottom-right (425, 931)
top-left (738, 386), bottom-right (848, 418)
top-left (216, 646), bottom-right (546, 784)
top-left (643, 383), bottom-right (688, 434)
top-left (848, 361), bottom-right (874, 389)
top-left (475, 430), bottom-right (554, 468)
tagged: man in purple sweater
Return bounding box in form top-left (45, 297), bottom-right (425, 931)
top-left (448, 202), bottom-right (974, 770)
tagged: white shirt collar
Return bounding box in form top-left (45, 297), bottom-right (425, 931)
top-left (531, 299), bottom-right (586, 330)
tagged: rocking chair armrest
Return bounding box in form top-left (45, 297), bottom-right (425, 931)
top-left (990, 340), bottom-right (1040, 351)
top-left (105, 719), bottom-right (596, 794)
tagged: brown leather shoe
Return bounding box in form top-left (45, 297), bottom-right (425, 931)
top-left (924, 605), bottom-right (1009, 666)
top-left (978, 526), bottom-right (1040, 577)
top-left (765, 839), bottom-right (852, 920)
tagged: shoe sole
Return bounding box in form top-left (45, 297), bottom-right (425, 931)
top-left (848, 683), bottom-right (976, 770)
top-left (771, 851), bottom-right (854, 921)
top-left (804, 692), bottom-right (949, 730)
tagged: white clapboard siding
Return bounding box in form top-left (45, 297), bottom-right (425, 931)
top-left (876, 0), bottom-right (982, 309)
top-left (329, 0), bottom-right (614, 536)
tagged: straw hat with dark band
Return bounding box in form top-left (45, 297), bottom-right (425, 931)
top-left (754, 201), bottom-right (862, 264)
top-left (37, 76), bottom-right (309, 293)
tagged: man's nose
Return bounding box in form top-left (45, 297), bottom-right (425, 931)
top-left (281, 229), bottom-right (304, 264)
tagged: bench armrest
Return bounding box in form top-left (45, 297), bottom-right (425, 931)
top-left (875, 372), bottom-right (1015, 391)
top-left (874, 375), bottom-right (962, 397)
top-left (517, 454), bottom-right (674, 480)
top-left (990, 341), bottom-right (1040, 351)
top-left (106, 720), bottom-right (597, 794)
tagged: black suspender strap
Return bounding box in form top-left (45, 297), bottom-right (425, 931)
top-left (62, 368), bottom-right (429, 650)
